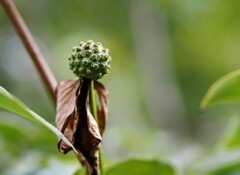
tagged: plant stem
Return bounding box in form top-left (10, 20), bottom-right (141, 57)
top-left (98, 148), bottom-right (104, 175)
top-left (0, 0), bottom-right (57, 102)
top-left (90, 81), bottom-right (98, 124)
top-left (89, 80), bottom-right (104, 175)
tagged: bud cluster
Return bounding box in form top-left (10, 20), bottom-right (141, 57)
top-left (69, 40), bottom-right (111, 80)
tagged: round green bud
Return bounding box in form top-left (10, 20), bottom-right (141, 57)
top-left (82, 58), bottom-right (89, 65)
top-left (86, 69), bottom-right (91, 74)
top-left (94, 47), bottom-right (99, 53)
top-left (91, 54), bottom-right (97, 61)
top-left (76, 47), bottom-right (81, 52)
top-left (79, 41), bottom-right (84, 46)
top-left (92, 63), bottom-right (99, 70)
top-left (68, 40), bottom-right (112, 80)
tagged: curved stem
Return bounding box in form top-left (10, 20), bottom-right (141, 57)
top-left (0, 0), bottom-right (57, 102)
top-left (90, 80), bottom-right (104, 175)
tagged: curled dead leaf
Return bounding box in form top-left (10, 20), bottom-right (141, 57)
top-left (56, 79), bottom-right (80, 153)
top-left (95, 81), bottom-right (109, 135)
top-left (74, 79), bottom-right (101, 175)
top-left (56, 79), bottom-right (106, 175)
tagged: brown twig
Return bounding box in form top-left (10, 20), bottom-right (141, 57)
top-left (0, 0), bottom-right (57, 102)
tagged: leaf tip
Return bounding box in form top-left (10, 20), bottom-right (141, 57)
top-left (200, 98), bottom-right (208, 109)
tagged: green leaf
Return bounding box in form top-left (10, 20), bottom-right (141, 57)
top-left (201, 69), bottom-right (240, 108)
top-left (188, 149), bottom-right (240, 175)
top-left (34, 158), bottom-right (79, 175)
top-left (0, 86), bottom-right (77, 153)
top-left (73, 168), bottom-right (86, 175)
top-left (0, 122), bottom-right (25, 143)
top-left (218, 116), bottom-right (240, 149)
top-left (106, 158), bottom-right (178, 175)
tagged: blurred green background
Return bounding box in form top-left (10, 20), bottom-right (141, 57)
top-left (1, 0), bottom-right (240, 174)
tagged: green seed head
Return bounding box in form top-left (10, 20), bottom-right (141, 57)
top-left (69, 40), bottom-right (111, 80)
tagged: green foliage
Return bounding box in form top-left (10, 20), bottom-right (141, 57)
top-left (0, 86), bottom-right (76, 153)
top-left (0, 82), bottom-right (182, 174)
top-left (218, 116), bottom-right (240, 149)
top-left (74, 168), bottom-right (87, 175)
top-left (188, 149), bottom-right (240, 175)
top-left (186, 115), bottom-right (240, 174)
top-left (1, 0), bottom-right (240, 174)
top-left (198, 68), bottom-right (240, 174)
top-left (106, 158), bottom-right (178, 175)
top-left (201, 69), bottom-right (240, 108)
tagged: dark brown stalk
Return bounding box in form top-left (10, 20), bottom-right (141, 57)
top-left (0, 0), bottom-right (57, 102)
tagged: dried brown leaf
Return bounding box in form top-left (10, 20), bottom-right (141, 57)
top-left (56, 79), bottom-right (80, 153)
top-left (74, 79), bottom-right (101, 175)
top-left (56, 79), bottom-right (102, 175)
top-left (95, 81), bottom-right (109, 135)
